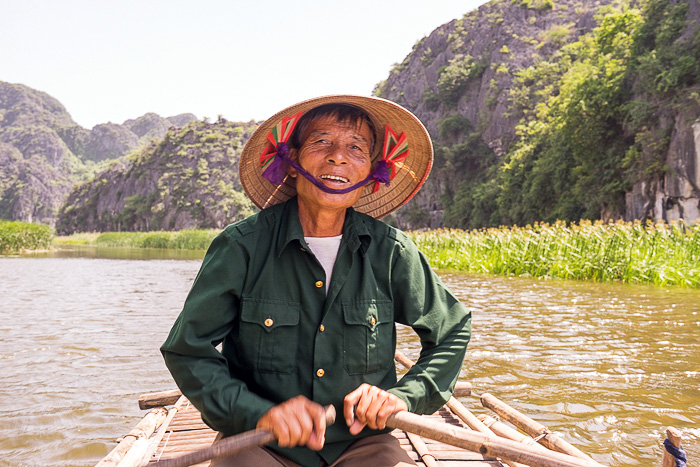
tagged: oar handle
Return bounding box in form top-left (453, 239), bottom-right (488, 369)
top-left (386, 411), bottom-right (605, 467)
top-left (154, 405), bottom-right (336, 467)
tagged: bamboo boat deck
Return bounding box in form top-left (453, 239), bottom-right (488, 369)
top-left (145, 396), bottom-right (503, 466)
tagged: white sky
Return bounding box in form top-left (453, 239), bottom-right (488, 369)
top-left (2, 0), bottom-right (490, 129)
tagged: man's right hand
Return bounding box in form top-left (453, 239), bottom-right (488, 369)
top-left (256, 395), bottom-right (327, 450)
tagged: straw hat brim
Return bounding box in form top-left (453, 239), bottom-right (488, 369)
top-left (239, 95), bottom-right (433, 219)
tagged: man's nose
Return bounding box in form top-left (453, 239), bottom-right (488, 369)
top-left (326, 147), bottom-right (348, 164)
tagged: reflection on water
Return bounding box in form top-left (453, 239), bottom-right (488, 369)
top-left (1, 247), bottom-right (698, 466)
top-left (28, 244), bottom-right (207, 261)
top-left (440, 274), bottom-right (699, 466)
top-left (0, 254), bottom-right (200, 467)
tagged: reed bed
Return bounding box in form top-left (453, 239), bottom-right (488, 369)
top-left (409, 219), bottom-right (700, 287)
top-left (0, 220), bottom-right (53, 254)
top-left (91, 229), bottom-right (219, 250)
top-left (53, 232), bottom-right (101, 245)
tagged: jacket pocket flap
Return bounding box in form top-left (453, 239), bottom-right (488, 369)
top-left (342, 300), bottom-right (392, 328)
top-left (241, 299), bottom-right (300, 332)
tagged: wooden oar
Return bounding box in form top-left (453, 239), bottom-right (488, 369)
top-left (386, 410), bottom-right (606, 467)
top-left (395, 350), bottom-right (529, 467)
top-left (152, 405), bottom-right (336, 467)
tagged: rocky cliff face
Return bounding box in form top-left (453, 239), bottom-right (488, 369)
top-left (56, 118), bottom-right (257, 234)
top-left (0, 142), bottom-right (73, 224)
top-left (380, 0), bottom-right (598, 151)
top-left (378, 0), bottom-right (607, 227)
top-left (84, 112), bottom-right (198, 162)
top-left (0, 81), bottom-right (196, 225)
top-left (624, 0), bottom-right (700, 223)
top-left (625, 106), bottom-right (700, 222)
top-left (379, 0), bottom-right (700, 228)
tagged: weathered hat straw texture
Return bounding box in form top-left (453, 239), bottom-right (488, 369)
top-left (239, 95), bottom-right (433, 219)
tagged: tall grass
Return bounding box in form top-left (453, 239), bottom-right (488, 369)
top-left (410, 220), bottom-right (700, 287)
top-left (91, 229), bottom-right (219, 250)
top-left (0, 220), bottom-right (53, 253)
top-left (53, 219), bottom-right (700, 288)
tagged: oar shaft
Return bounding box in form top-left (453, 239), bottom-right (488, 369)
top-left (154, 430), bottom-right (274, 467)
top-left (386, 411), bottom-right (604, 467)
top-left (153, 405), bottom-right (336, 467)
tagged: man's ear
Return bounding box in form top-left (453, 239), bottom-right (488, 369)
top-left (288, 149), bottom-right (298, 178)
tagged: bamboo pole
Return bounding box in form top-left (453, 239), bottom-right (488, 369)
top-left (139, 389), bottom-right (182, 410)
top-left (95, 407), bottom-right (168, 467)
top-left (387, 411), bottom-right (606, 467)
top-left (406, 431), bottom-right (439, 467)
top-left (137, 396), bottom-right (187, 466)
top-left (453, 381), bottom-right (472, 398)
top-left (478, 414), bottom-right (552, 455)
top-left (395, 350), bottom-right (528, 467)
top-left (661, 427), bottom-right (683, 467)
top-left (481, 393), bottom-right (600, 465)
top-left (475, 414), bottom-right (551, 467)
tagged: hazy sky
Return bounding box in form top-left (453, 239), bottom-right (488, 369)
top-left (2, 0), bottom-right (490, 129)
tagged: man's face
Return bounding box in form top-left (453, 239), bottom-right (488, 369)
top-left (290, 115), bottom-right (373, 213)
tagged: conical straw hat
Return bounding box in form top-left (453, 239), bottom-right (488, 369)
top-left (239, 94), bottom-right (433, 219)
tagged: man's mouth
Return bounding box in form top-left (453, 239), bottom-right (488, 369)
top-left (320, 174), bottom-right (349, 183)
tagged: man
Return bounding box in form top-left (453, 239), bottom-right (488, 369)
top-left (161, 95), bottom-right (471, 466)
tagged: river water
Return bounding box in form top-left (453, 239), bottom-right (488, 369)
top-left (1, 246), bottom-right (697, 466)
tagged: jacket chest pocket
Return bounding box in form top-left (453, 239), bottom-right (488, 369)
top-left (239, 298), bottom-right (300, 374)
top-left (342, 300), bottom-right (394, 375)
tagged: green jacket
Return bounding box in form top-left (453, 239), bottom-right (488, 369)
top-left (161, 198), bottom-right (471, 466)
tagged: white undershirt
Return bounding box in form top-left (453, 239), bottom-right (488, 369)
top-left (304, 235), bottom-right (342, 294)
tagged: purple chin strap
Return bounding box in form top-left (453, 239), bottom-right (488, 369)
top-left (262, 142), bottom-right (391, 195)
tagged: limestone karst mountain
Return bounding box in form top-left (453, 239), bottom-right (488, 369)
top-left (3, 0), bottom-right (700, 231)
top-left (0, 80), bottom-right (196, 224)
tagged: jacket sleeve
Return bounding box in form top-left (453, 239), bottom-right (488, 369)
top-left (386, 236), bottom-right (471, 414)
top-left (160, 229), bottom-right (275, 434)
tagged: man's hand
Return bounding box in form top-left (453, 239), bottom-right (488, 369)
top-left (256, 396), bottom-right (327, 450)
top-left (343, 383), bottom-right (408, 435)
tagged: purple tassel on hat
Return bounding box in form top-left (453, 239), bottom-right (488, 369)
top-left (372, 160), bottom-right (391, 186)
top-left (262, 143), bottom-right (290, 186)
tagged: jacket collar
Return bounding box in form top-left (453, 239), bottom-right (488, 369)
top-left (277, 197), bottom-right (371, 257)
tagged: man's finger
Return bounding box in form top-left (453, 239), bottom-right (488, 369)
top-left (307, 403), bottom-right (327, 450)
top-left (354, 385), bottom-right (377, 424)
top-left (348, 417), bottom-right (366, 435)
top-left (343, 385), bottom-right (365, 427)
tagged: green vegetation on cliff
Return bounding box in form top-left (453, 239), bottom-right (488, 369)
top-left (57, 118), bottom-right (257, 234)
top-left (0, 81), bottom-right (197, 226)
top-left (380, 0), bottom-right (700, 230)
top-left (443, 1), bottom-right (700, 228)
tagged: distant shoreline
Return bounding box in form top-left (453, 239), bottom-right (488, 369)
top-left (46, 219), bottom-right (700, 288)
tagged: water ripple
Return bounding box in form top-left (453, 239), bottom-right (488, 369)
top-left (1, 259), bottom-right (698, 465)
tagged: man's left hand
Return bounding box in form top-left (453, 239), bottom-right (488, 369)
top-left (343, 383), bottom-right (408, 435)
